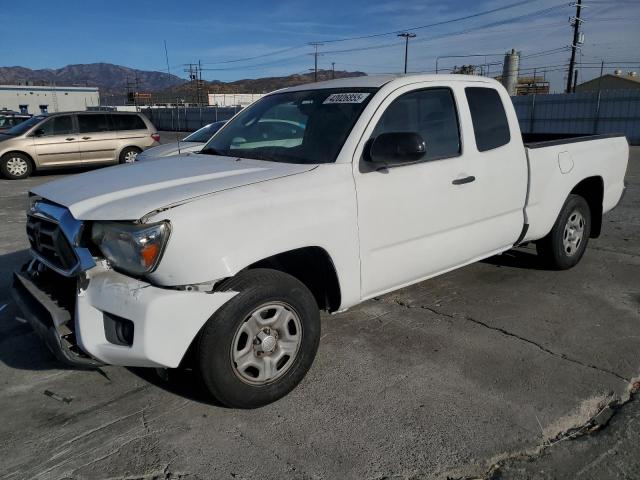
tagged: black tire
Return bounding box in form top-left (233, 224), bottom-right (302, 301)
top-left (1, 152), bottom-right (33, 179)
top-left (119, 146), bottom-right (141, 164)
top-left (196, 268), bottom-right (320, 408)
top-left (536, 194), bottom-right (591, 270)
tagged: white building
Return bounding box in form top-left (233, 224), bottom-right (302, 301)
top-left (0, 85), bottom-right (100, 115)
top-left (208, 93), bottom-right (265, 107)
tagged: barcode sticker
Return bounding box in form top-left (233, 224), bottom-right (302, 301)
top-left (323, 93), bottom-right (370, 104)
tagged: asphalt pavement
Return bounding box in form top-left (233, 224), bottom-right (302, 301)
top-left (0, 145), bottom-right (638, 480)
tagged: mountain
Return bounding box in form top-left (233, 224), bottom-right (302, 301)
top-left (159, 69), bottom-right (367, 102)
top-left (0, 63), bottom-right (366, 104)
top-left (0, 63), bottom-right (185, 93)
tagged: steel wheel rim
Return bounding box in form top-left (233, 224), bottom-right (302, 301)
top-left (231, 302), bottom-right (303, 385)
top-left (6, 157), bottom-right (28, 176)
top-left (562, 210), bottom-right (585, 256)
top-left (124, 150), bottom-right (138, 163)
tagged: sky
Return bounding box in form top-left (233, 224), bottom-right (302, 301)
top-left (1, 0), bottom-right (639, 92)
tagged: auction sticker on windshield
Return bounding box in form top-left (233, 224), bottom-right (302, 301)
top-left (323, 93), bottom-right (370, 104)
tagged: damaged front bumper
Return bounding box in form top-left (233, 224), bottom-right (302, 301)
top-left (11, 261), bottom-right (237, 369)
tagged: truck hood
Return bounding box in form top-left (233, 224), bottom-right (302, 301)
top-left (136, 141), bottom-right (203, 160)
top-left (31, 154), bottom-right (316, 221)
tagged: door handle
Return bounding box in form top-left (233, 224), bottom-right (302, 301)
top-left (82, 136), bottom-right (91, 140)
top-left (452, 175), bottom-right (476, 185)
top-left (65, 137), bottom-right (75, 141)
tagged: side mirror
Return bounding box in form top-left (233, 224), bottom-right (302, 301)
top-left (368, 132), bottom-right (426, 166)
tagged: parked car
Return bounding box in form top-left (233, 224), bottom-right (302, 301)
top-left (0, 111), bottom-right (160, 179)
top-left (0, 112), bottom-right (32, 131)
top-left (12, 75), bottom-right (628, 408)
top-left (135, 120), bottom-right (226, 161)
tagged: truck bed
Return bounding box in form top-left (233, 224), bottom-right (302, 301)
top-left (521, 133), bottom-right (628, 244)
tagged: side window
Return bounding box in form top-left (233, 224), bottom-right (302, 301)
top-left (465, 87), bottom-right (511, 152)
top-left (78, 114), bottom-right (111, 133)
top-left (372, 88), bottom-right (460, 161)
top-left (38, 115), bottom-right (73, 136)
top-left (112, 114), bottom-right (146, 131)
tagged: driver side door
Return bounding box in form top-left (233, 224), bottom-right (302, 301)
top-left (353, 85), bottom-right (478, 298)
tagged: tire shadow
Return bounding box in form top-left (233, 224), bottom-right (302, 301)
top-left (481, 246), bottom-right (552, 271)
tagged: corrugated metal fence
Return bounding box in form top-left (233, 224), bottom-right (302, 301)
top-left (142, 90), bottom-right (640, 145)
top-left (512, 89), bottom-right (640, 145)
top-left (141, 106), bottom-right (241, 132)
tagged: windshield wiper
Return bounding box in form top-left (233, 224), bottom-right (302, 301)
top-left (199, 147), bottom-right (227, 156)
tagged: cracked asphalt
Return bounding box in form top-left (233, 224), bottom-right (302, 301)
top-left (0, 145), bottom-right (638, 480)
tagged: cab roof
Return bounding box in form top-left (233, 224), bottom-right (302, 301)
top-left (280, 74), bottom-right (501, 93)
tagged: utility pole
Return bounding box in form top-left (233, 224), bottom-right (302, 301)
top-left (134, 73), bottom-right (140, 109)
top-left (331, 62), bottom-right (335, 79)
top-left (309, 43), bottom-right (323, 82)
top-left (164, 40), bottom-right (171, 76)
top-left (184, 63), bottom-right (199, 104)
top-left (566, 0), bottom-right (583, 93)
top-left (198, 59), bottom-right (203, 105)
top-left (397, 32), bottom-right (416, 74)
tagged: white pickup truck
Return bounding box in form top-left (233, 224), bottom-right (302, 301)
top-left (12, 75), bottom-right (628, 408)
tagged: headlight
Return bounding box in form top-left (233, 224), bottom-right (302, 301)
top-left (91, 221), bottom-right (170, 276)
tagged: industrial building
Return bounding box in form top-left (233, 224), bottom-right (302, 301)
top-left (576, 70), bottom-right (640, 92)
top-left (0, 84), bottom-right (100, 114)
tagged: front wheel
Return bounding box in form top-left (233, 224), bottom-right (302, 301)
top-left (536, 194), bottom-right (591, 270)
top-left (1, 153), bottom-right (33, 179)
top-left (196, 269), bottom-right (320, 408)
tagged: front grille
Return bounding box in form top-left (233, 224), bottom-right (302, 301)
top-left (27, 215), bottom-right (79, 274)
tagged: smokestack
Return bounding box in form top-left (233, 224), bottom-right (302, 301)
top-left (501, 49), bottom-right (520, 96)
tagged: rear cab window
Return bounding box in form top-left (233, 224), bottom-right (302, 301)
top-left (465, 87), bottom-right (511, 152)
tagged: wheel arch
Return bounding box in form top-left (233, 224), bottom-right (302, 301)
top-left (1, 150), bottom-right (37, 170)
top-left (243, 246), bottom-right (342, 313)
top-left (570, 176), bottom-right (604, 238)
top-left (117, 145), bottom-right (143, 161)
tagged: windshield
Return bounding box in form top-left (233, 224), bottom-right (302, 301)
top-left (3, 115), bottom-right (46, 136)
top-left (184, 121), bottom-right (226, 143)
top-left (200, 88), bottom-right (377, 164)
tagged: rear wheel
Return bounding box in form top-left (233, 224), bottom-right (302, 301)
top-left (196, 269), bottom-right (320, 408)
top-left (537, 194), bottom-right (591, 269)
top-left (1, 152), bottom-right (33, 179)
top-left (119, 147), bottom-right (141, 164)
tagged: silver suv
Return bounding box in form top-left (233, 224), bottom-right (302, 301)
top-left (0, 111), bottom-right (160, 179)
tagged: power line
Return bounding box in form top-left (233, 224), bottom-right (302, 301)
top-left (317, 0), bottom-right (546, 44)
top-left (192, 1), bottom-right (566, 72)
top-left (201, 45), bottom-right (305, 66)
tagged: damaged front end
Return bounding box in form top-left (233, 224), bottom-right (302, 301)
top-left (12, 261), bottom-right (102, 367)
top-left (12, 198), bottom-right (100, 367)
top-left (12, 198), bottom-right (237, 369)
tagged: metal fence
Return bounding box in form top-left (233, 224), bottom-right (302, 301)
top-left (140, 106), bottom-right (241, 132)
top-left (141, 90), bottom-right (640, 145)
top-left (512, 89), bottom-right (640, 145)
